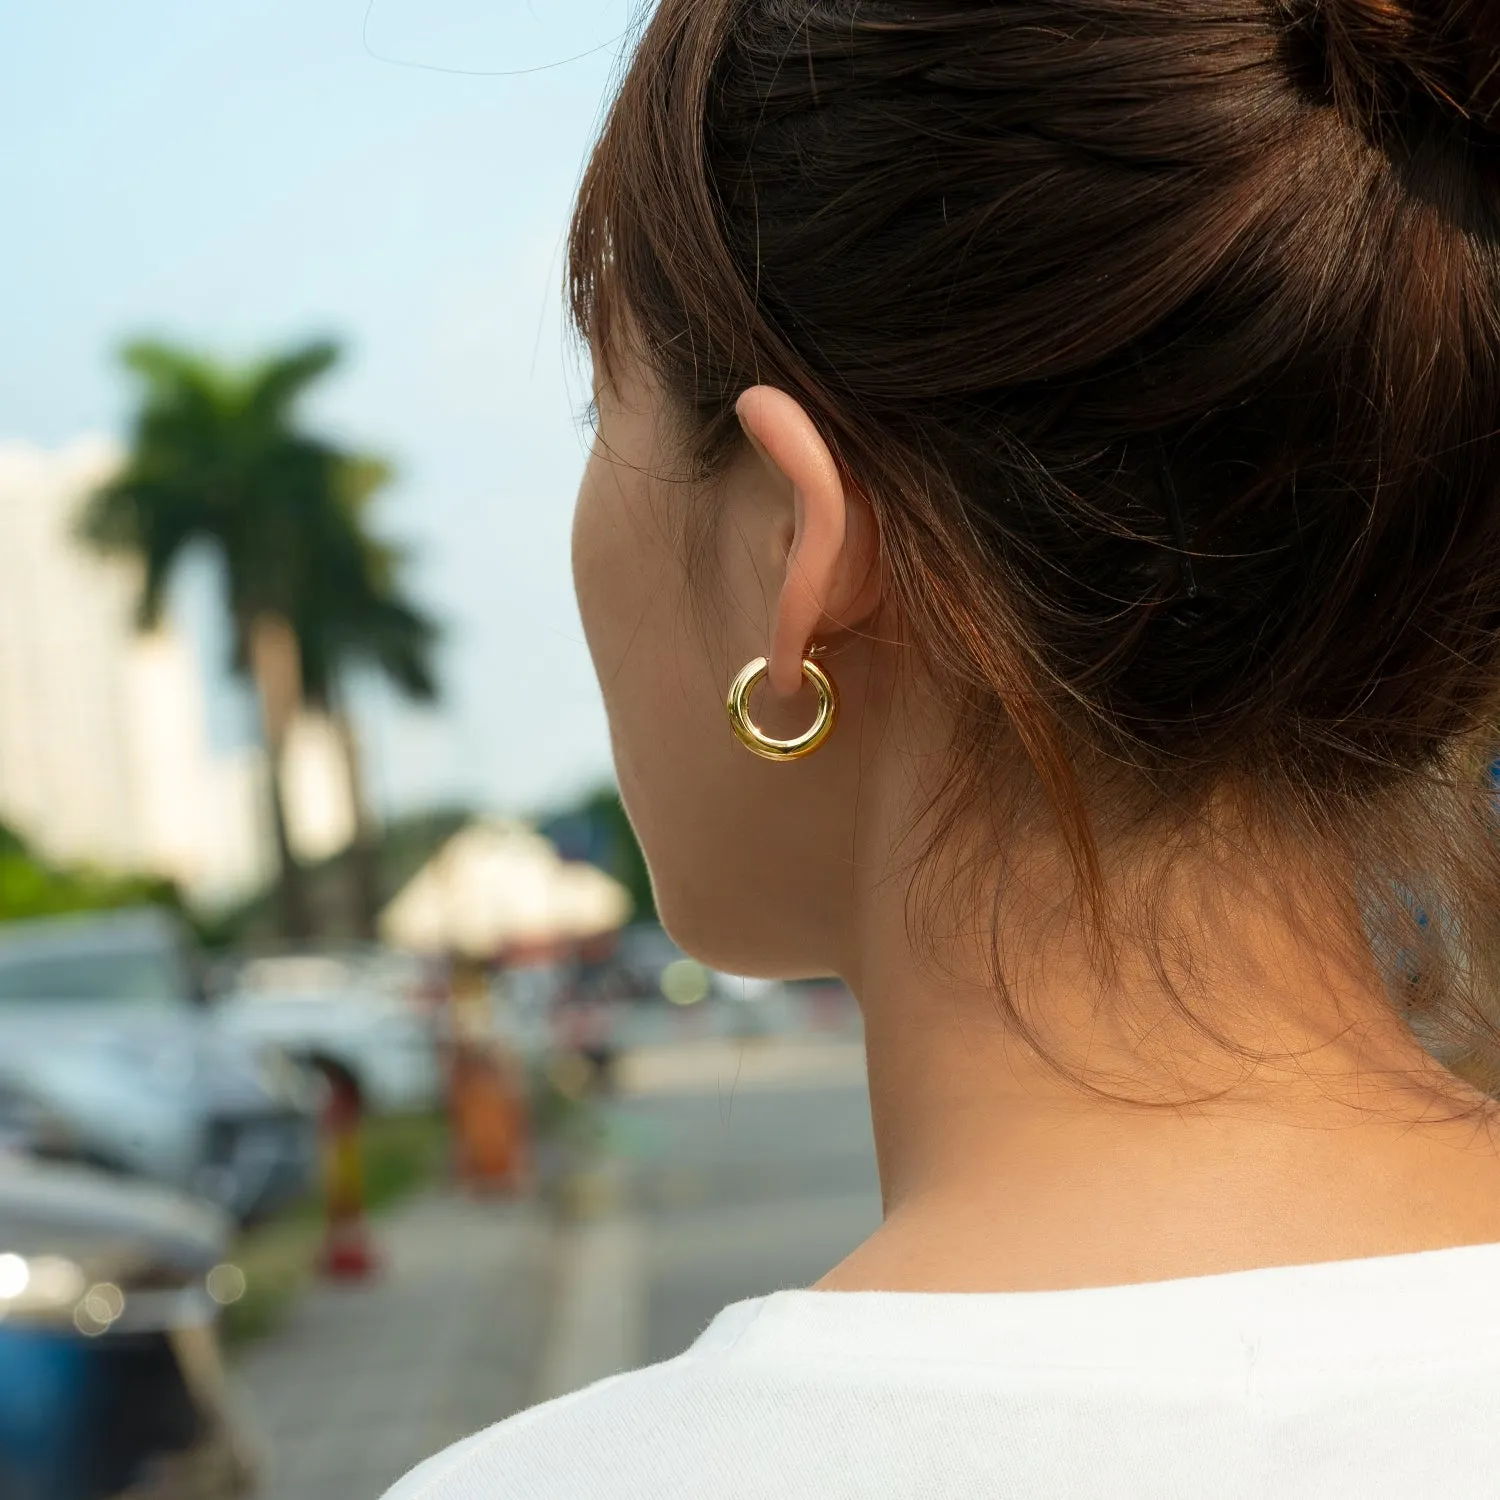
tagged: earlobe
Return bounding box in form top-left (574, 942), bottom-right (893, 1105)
top-left (735, 387), bottom-right (879, 698)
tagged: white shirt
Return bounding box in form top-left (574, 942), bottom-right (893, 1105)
top-left (382, 1241), bottom-right (1500, 1498)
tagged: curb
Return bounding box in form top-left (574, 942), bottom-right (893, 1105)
top-left (534, 1204), bottom-right (646, 1403)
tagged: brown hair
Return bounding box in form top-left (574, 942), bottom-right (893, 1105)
top-left (570, 0), bottom-right (1500, 1087)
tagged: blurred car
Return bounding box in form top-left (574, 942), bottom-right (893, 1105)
top-left (0, 1072), bottom-right (89, 1166)
top-left (211, 949), bottom-right (443, 1115)
top-left (610, 924), bottom-right (690, 1002)
top-left (0, 908), bottom-right (318, 1223)
top-left (0, 1155), bottom-right (255, 1499)
top-left (493, 961), bottom-right (570, 1059)
top-left (609, 924), bottom-right (733, 1001)
top-left (608, 924), bottom-right (786, 1029)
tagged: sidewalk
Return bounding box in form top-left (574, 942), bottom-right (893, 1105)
top-left (616, 1037), bottom-right (867, 1097)
top-left (232, 1192), bottom-right (554, 1500)
top-left (228, 1038), bottom-right (867, 1498)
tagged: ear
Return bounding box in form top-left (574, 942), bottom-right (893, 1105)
top-left (735, 387), bottom-right (881, 698)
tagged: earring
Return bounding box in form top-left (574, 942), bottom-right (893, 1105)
top-left (725, 654), bottom-right (838, 762)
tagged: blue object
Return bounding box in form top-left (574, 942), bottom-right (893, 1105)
top-left (0, 1325), bottom-right (94, 1500)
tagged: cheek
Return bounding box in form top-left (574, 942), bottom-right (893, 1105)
top-left (572, 442), bottom-right (725, 821)
top-left (571, 449), bottom-right (758, 955)
top-left (571, 448), bottom-right (639, 684)
top-left (573, 448), bottom-right (692, 726)
top-left (570, 427), bottom-right (843, 979)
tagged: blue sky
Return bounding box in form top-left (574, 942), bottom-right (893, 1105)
top-left (1, 1), bottom-right (636, 818)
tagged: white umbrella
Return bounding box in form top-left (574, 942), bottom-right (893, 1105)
top-left (380, 820), bottom-right (632, 959)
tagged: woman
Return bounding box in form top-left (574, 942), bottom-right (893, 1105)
top-left (389, 0), bottom-right (1500, 1493)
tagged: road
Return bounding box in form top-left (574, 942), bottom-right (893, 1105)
top-left (603, 1042), bottom-right (884, 1367)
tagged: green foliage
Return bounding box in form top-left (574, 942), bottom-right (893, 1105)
top-left (360, 1109), bottom-right (449, 1214)
top-left (0, 827), bottom-right (182, 926)
top-left (539, 785), bottom-right (655, 922)
top-left (81, 337), bottom-right (440, 702)
top-left (586, 787), bottom-right (655, 922)
top-left (81, 339), bottom-right (347, 641)
top-left (81, 336), bottom-right (443, 941)
top-left (295, 454), bottom-right (441, 710)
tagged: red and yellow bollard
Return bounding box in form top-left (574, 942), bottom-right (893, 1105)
top-left (317, 1061), bottom-right (379, 1280)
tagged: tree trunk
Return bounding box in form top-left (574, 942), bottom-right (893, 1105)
top-left (330, 693), bottom-right (382, 942)
top-left (248, 613), bottom-right (313, 941)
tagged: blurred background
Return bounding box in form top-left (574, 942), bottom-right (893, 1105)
top-left (0, 6), bottom-right (881, 1498)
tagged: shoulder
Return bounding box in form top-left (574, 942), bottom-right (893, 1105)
top-left (377, 1355), bottom-right (743, 1500)
top-left (377, 1295), bottom-right (877, 1500)
top-left (378, 1295), bottom-right (775, 1500)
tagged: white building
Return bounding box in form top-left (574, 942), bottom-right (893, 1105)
top-left (0, 436), bottom-right (277, 905)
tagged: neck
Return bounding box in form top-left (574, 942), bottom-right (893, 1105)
top-left (823, 826), bottom-right (1500, 1293)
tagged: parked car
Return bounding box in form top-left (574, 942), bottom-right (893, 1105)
top-left (493, 961), bottom-right (570, 1060)
top-left (609, 924), bottom-right (691, 1002)
top-left (211, 949), bottom-right (444, 1115)
top-left (0, 909), bottom-right (318, 1223)
top-left (0, 1154), bottom-right (255, 1499)
top-left (609, 923), bottom-right (767, 1004)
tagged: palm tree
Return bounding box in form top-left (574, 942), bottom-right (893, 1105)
top-left (81, 338), bottom-right (433, 939)
top-left (295, 456), bottom-right (441, 937)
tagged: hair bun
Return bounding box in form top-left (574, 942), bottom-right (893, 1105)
top-left (1287, 0), bottom-right (1500, 132)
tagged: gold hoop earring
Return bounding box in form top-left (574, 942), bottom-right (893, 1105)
top-left (726, 655), bottom-right (838, 762)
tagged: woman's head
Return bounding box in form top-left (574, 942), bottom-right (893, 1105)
top-left (570, 0), bottom-right (1500, 1078)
